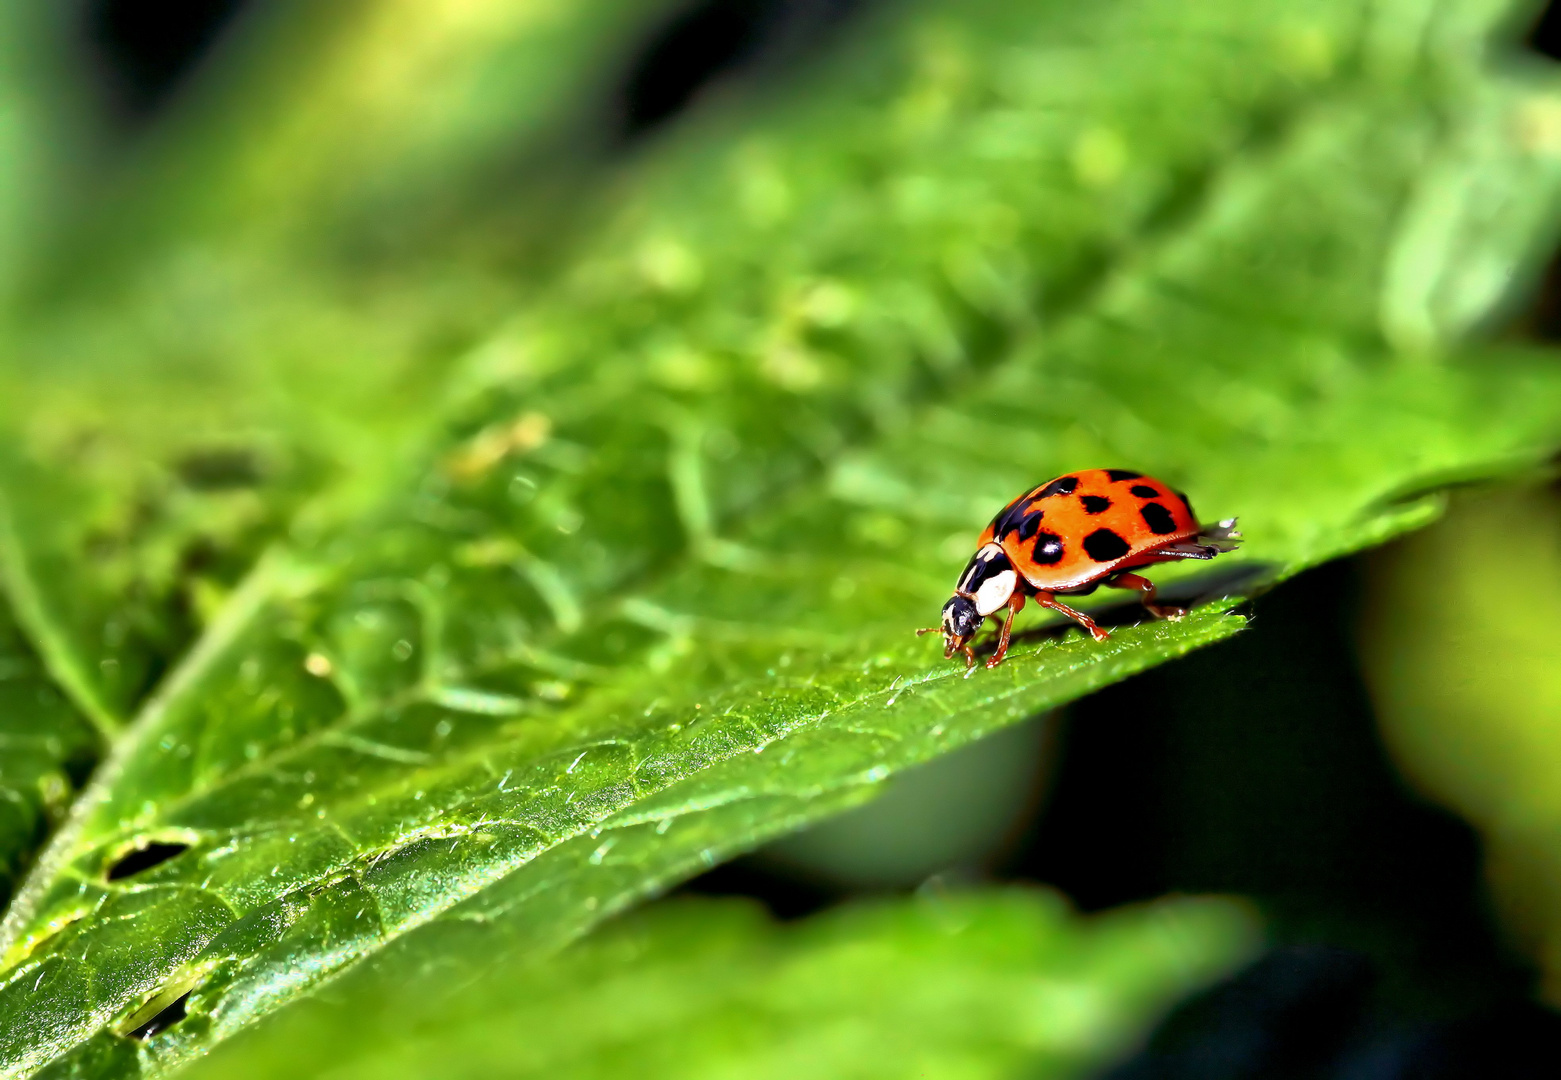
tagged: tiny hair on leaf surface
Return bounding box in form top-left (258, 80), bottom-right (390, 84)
top-left (3, 0), bottom-right (1561, 1076)
top-left (174, 889), bottom-right (1260, 1080)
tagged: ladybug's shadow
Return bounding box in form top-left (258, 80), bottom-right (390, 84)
top-left (989, 561), bottom-right (1276, 655)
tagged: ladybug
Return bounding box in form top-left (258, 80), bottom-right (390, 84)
top-left (919, 468), bottom-right (1240, 669)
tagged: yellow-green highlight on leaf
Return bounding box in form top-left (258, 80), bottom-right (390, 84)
top-left (1360, 483), bottom-right (1561, 1005)
top-left (5, 0), bottom-right (1561, 1074)
top-left (175, 889), bottom-right (1260, 1080)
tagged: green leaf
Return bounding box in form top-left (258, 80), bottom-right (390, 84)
top-left (0, 604), bottom-right (96, 906)
top-left (4, 0), bottom-right (1561, 1075)
top-left (177, 889), bottom-right (1259, 1080)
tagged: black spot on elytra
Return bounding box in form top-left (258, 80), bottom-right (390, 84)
top-left (1140, 502), bottom-right (1178, 536)
top-left (1033, 531), bottom-right (1065, 564)
top-left (1178, 490), bottom-right (1197, 517)
top-left (989, 507), bottom-right (1017, 536)
top-left (1130, 484), bottom-right (1160, 499)
top-left (1083, 528), bottom-right (1131, 562)
top-left (126, 992), bottom-right (191, 1040)
top-left (991, 499), bottom-right (1042, 541)
top-left (1105, 469), bottom-right (1143, 482)
top-left (107, 841), bottom-right (190, 881)
top-left (1080, 495), bottom-right (1112, 514)
top-left (1039, 475), bottom-right (1080, 498)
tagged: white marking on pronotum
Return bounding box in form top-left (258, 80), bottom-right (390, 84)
top-left (956, 543), bottom-right (1005, 592)
top-left (974, 569), bottom-right (1017, 616)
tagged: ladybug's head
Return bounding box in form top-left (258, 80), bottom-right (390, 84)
top-left (939, 595), bottom-right (983, 656)
top-left (918, 543), bottom-right (1017, 662)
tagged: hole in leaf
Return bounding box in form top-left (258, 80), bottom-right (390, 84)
top-left (123, 991), bottom-right (190, 1040)
top-left (106, 840), bottom-right (190, 881)
top-left (115, 967), bottom-right (208, 1039)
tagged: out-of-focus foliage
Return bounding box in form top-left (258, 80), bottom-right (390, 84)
top-left (2, 0), bottom-right (1561, 1076)
top-left (0, 0), bottom-right (689, 726)
top-left (758, 712), bottom-right (1052, 888)
top-left (178, 889), bottom-right (1257, 1080)
top-left (1362, 483), bottom-right (1561, 1004)
top-left (0, 5), bottom-right (73, 298)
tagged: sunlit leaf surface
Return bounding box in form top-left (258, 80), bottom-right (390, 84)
top-left (1, 0), bottom-right (1561, 1075)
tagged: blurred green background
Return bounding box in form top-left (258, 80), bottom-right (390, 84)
top-left (8, 0), bottom-right (1561, 1078)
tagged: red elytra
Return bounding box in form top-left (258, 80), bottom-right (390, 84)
top-left (919, 468), bottom-right (1240, 669)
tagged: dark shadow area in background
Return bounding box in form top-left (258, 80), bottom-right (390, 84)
top-left (613, 0), bottom-right (862, 142)
top-left (83, 0), bottom-right (251, 122)
top-left (1111, 946), bottom-right (1376, 1080)
top-left (82, 0), bottom-right (863, 140)
top-left (1020, 563), bottom-right (1489, 930)
top-left (1530, 0), bottom-right (1561, 61)
top-left (1018, 560), bottom-right (1550, 1078)
top-left (1108, 946), bottom-right (1561, 1080)
top-left (687, 859), bottom-right (844, 919)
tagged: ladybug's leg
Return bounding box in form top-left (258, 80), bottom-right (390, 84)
top-left (986, 592), bottom-right (1026, 668)
top-left (1110, 572), bottom-right (1186, 620)
top-left (1035, 592), bottom-right (1110, 642)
